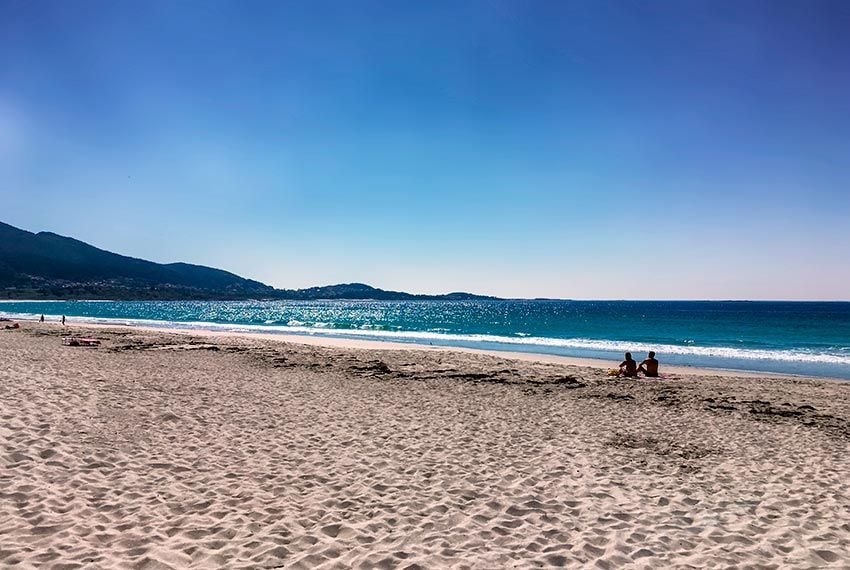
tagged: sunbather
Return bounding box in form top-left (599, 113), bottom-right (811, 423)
top-left (619, 352), bottom-right (638, 377)
top-left (638, 351), bottom-right (659, 377)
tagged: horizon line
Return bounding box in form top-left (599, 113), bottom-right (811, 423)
top-left (1, 297), bottom-right (849, 303)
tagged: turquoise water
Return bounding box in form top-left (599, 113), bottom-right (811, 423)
top-left (3, 300), bottom-right (850, 379)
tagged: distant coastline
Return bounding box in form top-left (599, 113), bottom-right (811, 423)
top-left (0, 221), bottom-right (498, 301)
top-left (0, 284), bottom-right (502, 302)
top-left (3, 221), bottom-right (848, 303)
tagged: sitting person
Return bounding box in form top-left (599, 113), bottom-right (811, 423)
top-left (619, 352), bottom-right (638, 377)
top-left (638, 351), bottom-right (659, 377)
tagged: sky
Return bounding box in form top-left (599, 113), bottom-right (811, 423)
top-left (2, 0), bottom-right (849, 300)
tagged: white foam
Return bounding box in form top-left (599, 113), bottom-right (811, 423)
top-left (3, 311), bottom-right (848, 366)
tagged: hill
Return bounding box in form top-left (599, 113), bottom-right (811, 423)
top-left (0, 221), bottom-right (276, 300)
top-left (0, 221), bottom-right (498, 301)
top-left (274, 282), bottom-right (497, 301)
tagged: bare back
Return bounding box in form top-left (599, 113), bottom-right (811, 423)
top-left (620, 359), bottom-right (638, 376)
top-left (640, 358), bottom-right (659, 376)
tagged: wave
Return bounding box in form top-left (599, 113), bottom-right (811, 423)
top-left (270, 326), bottom-right (849, 365)
top-left (4, 310), bottom-right (849, 366)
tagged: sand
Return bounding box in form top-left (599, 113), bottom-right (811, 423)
top-left (1, 323), bottom-right (849, 569)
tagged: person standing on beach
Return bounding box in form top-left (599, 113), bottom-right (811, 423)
top-left (40, 314), bottom-right (44, 323)
top-left (61, 315), bottom-right (66, 326)
top-left (619, 352), bottom-right (638, 377)
top-left (638, 351), bottom-right (659, 377)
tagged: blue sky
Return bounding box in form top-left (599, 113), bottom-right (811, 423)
top-left (2, 0), bottom-right (849, 299)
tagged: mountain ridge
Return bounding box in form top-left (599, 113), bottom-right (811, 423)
top-left (0, 221), bottom-right (499, 301)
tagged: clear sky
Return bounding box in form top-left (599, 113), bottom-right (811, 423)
top-left (2, 1), bottom-right (849, 299)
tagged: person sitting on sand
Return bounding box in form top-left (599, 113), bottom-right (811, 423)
top-left (619, 352), bottom-right (638, 377)
top-left (638, 351), bottom-right (659, 377)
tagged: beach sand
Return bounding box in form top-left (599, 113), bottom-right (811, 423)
top-left (2, 323), bottom-right (849, 568)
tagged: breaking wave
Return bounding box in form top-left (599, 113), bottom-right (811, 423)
top-left (4, 311), bottom-right (848, 366)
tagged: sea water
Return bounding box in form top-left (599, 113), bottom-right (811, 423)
top-left (2, 300), bottom-right (849, 379)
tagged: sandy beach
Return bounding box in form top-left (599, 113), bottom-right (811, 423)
top-left (2, 322), bottom-right (849, 569)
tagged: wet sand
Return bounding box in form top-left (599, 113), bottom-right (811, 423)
top-left (2, 322), bottom-right (849, 568)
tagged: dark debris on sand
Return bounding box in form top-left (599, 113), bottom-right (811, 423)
top-left (702, 396), bottom-right (850, 440)
top-left (28, 324), bottom-right (849, 442)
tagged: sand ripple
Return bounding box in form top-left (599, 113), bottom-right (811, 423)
top-left (1, 324), bottom-right (849, 568)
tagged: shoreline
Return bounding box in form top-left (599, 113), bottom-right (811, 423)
top-left (2, 319), bottom-right (849, 567)
top-left (21, 318), bottom-right (847, 382)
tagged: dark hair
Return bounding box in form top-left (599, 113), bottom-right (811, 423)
top-left (625, 352), bottom-right (632, 359)
top-left (649, 351), bottom-right (655, 358)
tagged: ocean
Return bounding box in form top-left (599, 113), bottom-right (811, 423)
top-left (2, 300), bottom-right (849, 379)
